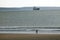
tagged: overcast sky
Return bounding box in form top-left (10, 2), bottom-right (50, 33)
top-left (0, 0), bottom-right (60, 7)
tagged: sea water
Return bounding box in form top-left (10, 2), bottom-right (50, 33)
top-left (0, 10), bottom-right (60, 34)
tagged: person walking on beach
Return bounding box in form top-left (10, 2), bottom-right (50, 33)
top-left (36, 30), bottom-right (38, 34)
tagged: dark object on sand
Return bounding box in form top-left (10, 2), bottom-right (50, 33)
top-left (36, 30), bottom-right (38, 34)
top-left (33, 7), bottom-right (40, 10)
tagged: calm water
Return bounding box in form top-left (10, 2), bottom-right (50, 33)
top-left (0, 10), bottom-right (60, 27)
top-left (0, 10), bottom-right (60, 34)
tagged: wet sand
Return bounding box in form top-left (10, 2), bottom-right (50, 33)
top-left (0, 34), bottom-right (60, 40)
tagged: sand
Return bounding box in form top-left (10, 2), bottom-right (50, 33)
top-left (0, 34), bottom-right (60, 40)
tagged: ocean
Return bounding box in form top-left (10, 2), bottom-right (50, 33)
top-left (0, 10), bottom-right (60, 34)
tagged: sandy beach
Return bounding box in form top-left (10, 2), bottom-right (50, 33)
top-left (0, 34), bottom-right (60, 40)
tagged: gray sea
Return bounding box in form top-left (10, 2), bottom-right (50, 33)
top-left (0, 10), bottom-right (60, 34)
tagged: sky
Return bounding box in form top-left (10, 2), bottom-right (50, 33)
top-left (0, 0), bottom-right (60, 7)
